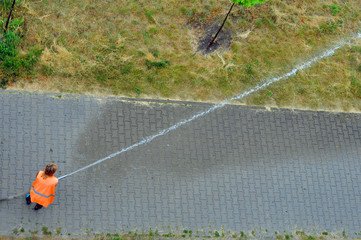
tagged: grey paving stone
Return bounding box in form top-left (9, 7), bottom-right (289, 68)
top-left (0, 90), bottom-right (361, 237)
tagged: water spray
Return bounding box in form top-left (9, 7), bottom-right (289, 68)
top-left (1, 32), bottom-right (360, 202)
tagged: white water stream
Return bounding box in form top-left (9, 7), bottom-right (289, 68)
top-left (58, 33), bottom-right (361, 181)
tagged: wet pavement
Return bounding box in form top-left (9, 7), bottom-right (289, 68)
top-left (0, 90), bottom-right (361, 237)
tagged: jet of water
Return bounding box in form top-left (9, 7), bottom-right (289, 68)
top-left (58, 33), bottom-right (360, 180)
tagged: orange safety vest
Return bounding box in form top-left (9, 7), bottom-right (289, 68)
top-left (30, 171), bottom-right (58, 208)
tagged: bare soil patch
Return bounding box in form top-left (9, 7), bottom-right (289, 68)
top-left (194, 21), bottom-right (234, 54)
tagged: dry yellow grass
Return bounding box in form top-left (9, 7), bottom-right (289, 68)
top-left (2, 0), bottom-right (361, 111)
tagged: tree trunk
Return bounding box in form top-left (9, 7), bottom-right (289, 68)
top-left (4, 0), bottom-right (16, 33)
top-left (207, 2), bottom-right (235, 50)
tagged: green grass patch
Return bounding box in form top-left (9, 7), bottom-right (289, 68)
top-left (0, 4), bottom-right (42, 88)
top-left (145, 59), bottom-right (170, 69)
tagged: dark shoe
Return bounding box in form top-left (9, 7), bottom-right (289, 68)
top-left (34, 204), bottom-right (43, 210)
top-left (26, 193), bottom-right (31, 205)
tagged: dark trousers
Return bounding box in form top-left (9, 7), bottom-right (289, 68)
top-left (26, 193), bottom-right (43, 210)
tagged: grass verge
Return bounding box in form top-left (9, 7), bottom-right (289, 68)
top-left (1, 0), bottom-right (361, 111)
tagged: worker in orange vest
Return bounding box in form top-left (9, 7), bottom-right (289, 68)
top-left (26, 163), bottom-right (59, 210)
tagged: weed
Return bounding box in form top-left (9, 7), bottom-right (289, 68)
top-left (214, 231), bottom-right (220, 237)
top-left (95, 74), bottom-right (108, 84)
top-left (20, 227), bottom-right (24, 232)
top-left (145, 59), bottom-right (170, 69)
top-left (151, 49), bottom-right (160, 58)
top-left (149, 27), bottom-right (158, 35)
top-left (255, 19), bottom-right (263, 27)
top-left (1, 0), bottom-right (14, 10)
top-left (297, 85), bottom-right (306, 95)
top-left (20, 46), bottom-right (43, 73)
top-left (42, 226), bottom-right (52, 235)
top-left (29, 229), bottom-right (38, 235)
top-left (179, 5), bottom-right (187, 15)
top-left (163, 233), bottom-right (173, 237)
top-left (218, 76), bottom-right (229, 89)
top-left (12, 228), bottom-right (18, 234)
top-left (0, 31), bottom-right (19, 59)
top-left (351, 46), bottom-right (361, 53)
top-left (0, 26), bottom-right (42, 86)
top-left (350, 76), bottom-right (361, 97)
top-left (185, 7), bottom-right (196, 19)
top-left (143, 31), bottom-right (150, 41)
top-left (56, 227), bottom-right (62, 235)
top-left (40, 64), bottom-right (54, 76)
top-left (245, 63), bottom-right (253, 74)
top-left (120, 63), bottom-right (134, 75)
top-left (261, 13), bottom-right (277, 29)
top-left (319, 20), bottom-right (342, 34)
top-left (146, 75), bottom-right (154, 83)
top-left (328, 5), bottom-right (341, 15)
top-left (144, 10), bottom-right (156, 24)
top-left (137, 51), bottom-right (146, 57)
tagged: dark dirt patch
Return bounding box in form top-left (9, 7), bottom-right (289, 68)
top-left (196, 21), bottom-right (234, 54)
top-left (187, 2), bottom-right (271, 55)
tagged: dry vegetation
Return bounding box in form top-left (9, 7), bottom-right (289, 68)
top-left (0, 229), bottom-right (357, 240)
top-left (1, 0), bottom-right (361, 111)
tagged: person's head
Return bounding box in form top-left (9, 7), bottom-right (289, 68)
top-left (44, 163), bottom-right (58, 177)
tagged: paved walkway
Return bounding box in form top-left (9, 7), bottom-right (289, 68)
top-left (0, 90), bottom-right (361, 237)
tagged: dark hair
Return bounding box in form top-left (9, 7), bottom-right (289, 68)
top-left (42, 163), bottom-right (58, 179)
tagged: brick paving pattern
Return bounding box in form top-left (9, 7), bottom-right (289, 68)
top-left (0, 90), bottom-right (361, 236)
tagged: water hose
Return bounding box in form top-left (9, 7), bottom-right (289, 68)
top-left (1, 32), bottom-right (360, 202)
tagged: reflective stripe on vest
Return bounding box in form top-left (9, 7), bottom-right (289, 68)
top-left (31, 185), bottom-right (55, 198)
